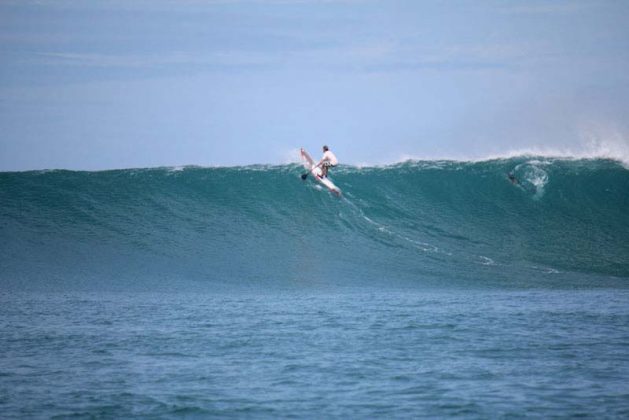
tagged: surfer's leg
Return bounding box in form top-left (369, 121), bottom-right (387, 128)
top-left (322, 162), bottom-right (331, 178)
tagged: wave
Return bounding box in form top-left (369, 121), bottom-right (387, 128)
top-left (1, 157), bottom-right (628, 290)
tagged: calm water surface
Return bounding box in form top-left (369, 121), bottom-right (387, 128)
top-left (2, 289), bottom-right (629, 418)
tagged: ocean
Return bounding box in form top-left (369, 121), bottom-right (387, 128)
top-left (1, 157), bottom-right (629, 417)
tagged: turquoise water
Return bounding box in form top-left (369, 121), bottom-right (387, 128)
top-left (1, 157), bottom-right (629, 417)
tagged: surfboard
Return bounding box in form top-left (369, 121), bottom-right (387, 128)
top-left (300, 148), bottom-right (341, 196)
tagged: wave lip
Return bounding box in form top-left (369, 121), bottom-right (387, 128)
top-left (388, 132), bottom-right (629, 168)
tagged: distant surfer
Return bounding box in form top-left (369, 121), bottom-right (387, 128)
top-left (508, 172), bottom-right (519, 185)
top-left (315, 145), bottom-right (338, 178)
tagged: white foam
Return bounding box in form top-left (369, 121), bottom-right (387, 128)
top-left (362, 127), bottom-right (629, 168)
top-left (478, 256), bottom-right (497, 266)
top-left (392, 145), bottom-right (629, 167)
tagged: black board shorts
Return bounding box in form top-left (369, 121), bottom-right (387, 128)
top-left (323, 162), bottom-right (337, 168)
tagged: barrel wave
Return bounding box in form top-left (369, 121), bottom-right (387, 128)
top-left (2, 158), bottom-right (628, 291)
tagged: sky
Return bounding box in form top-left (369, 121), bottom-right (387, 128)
top-left (1, 0), bottom-right (629, 170)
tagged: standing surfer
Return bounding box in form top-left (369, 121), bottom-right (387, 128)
top-left (316, 145), bottom-right (338, 178)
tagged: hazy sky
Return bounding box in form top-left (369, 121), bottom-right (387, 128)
top-left (1, 0), bottom-right (629, 170)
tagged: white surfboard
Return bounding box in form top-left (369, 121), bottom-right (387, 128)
top-left (300, 148), bottom-right (341, 196)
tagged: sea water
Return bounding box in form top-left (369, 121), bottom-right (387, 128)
top-left (1, 158), bottom-right (628, 417)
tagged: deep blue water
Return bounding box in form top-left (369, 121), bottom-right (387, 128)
top-left (1, 158), bottom-right (629, 417)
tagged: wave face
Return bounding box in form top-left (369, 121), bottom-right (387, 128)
top-left (1, 158), bottom-right (628, 290)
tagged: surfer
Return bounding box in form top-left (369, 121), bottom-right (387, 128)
top-left (508, 172), bottom-right (519, 185)
top-left (316, 145), bottom-right (338, 178)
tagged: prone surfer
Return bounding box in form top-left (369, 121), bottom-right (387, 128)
top-left (316, 145), bottom-right (338, 178)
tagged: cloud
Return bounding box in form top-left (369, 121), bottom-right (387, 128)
top-left (28, 37), bottom-right (542, 76)
top-left (325, 41), bottom-right (542, 73)
top-left (1, 0), bottom-right (367, 9)
top-left (32, 50), bottom-right (276, 69)
top-left (498, 2), bottom-right (590, 16)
